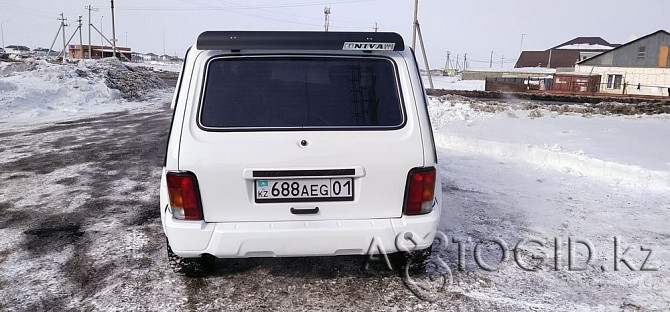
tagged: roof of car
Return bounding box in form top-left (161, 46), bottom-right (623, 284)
top-left (196, 31), bottom-right (405, 52)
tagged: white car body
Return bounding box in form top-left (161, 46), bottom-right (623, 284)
top-left (160, 31), bottom-right (442, 259)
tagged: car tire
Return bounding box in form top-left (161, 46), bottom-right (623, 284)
top-left (166, 240), bottom-right (216, 277)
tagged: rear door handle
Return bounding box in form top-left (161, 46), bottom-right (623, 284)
top-left (290, 207), bottom-right (320, 215)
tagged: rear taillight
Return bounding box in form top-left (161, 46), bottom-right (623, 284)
top-left (166, 172), bottom-right (203, 220)
top-left (403, 167), bottom-right (436, 216)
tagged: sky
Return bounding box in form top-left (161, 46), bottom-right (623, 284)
top-left (1, 0), bottom-right (669, 69)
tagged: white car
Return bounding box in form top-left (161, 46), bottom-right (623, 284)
top-left (160, 31), bottom-right (442, 275)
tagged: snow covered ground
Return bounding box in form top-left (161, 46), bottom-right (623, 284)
top-left (429, 96), bottom-right (670, 310)
top-left (429, 96), bottom-right (670, 191)
top-left (423, 74), bottom-right (485, 91)
top-left (0, 65), bottom-right (668, 310)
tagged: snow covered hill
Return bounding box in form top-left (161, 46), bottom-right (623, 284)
top-left (0, 59), bottom-right (171, 127)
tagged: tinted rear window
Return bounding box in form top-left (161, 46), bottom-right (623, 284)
top-left (199, 57), bottom-right (403, 129)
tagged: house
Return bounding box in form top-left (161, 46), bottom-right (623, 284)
top-left (142, 53), bottom-right (158, 62)
top-left (550, 37), bottom-right (620, 62)
top-left (67, 45), bottom-right (132, 61)
top-left (158, 54), bottom-right (182, 63)
top-left (33, 48), bottom-right (58, 57)
top-left (4, 45), bottom-right (31, 55)
top-left (575, 30), bottom-right (670, 97)
top-left (129, 52), bottom-right (182, 64)
top-left (131, 52), bottom-right (143, 63)
top-left (516, 37), bottom-right (618, 69)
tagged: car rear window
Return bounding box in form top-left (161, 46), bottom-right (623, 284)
top-left (199, 56), bottom-right (404, 129)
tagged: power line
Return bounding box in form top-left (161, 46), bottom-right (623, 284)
top-left (112, 0), bottom-right (372, 30)
top-left (174, 0), bottom-right (325, 28)
top-left (0, 3), bottom-right (54, 19)
top-left (214, 0), bottom-right (372, 27)
top-left (117, 0), bottom-right (374, 10)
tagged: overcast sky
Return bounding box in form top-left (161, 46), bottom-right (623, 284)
top-left (1, 0), bottom-right (669, 69)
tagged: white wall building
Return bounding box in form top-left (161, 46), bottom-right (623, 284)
top-left (575, 65), bottom-right (670, 96)
top-left (575, 30), bottom-right (670, 97)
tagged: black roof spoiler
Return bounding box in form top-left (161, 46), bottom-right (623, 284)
top-left (196, 31), bottom-right (405, 52)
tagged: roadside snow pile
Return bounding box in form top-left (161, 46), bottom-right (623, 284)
top-left (126, 61), bottom-right (182, 73)
top-left (93, 58), bottom-right (168, 100)
top-left (429, 95), bottom-right (670, 192)
top-left (0, 59), bottom-right (170, 126)
top-left (427, 95), bottom-right (498, 128)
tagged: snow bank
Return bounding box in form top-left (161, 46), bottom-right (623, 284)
top-left (435, 134), bottom-right (670, 192)
top-left (427, 95), bottom-right (497, 128)
top-left (94, 58), bottom-right (168, 100)
top-left (429, 96), bottom-right (670, 192)
top-left (424, 75), bottom-right (485, 91)
top-left (0, 59), bottom-right (170, 126)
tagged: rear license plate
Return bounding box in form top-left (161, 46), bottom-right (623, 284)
top-left (255, 178), bottom-right (354, 203)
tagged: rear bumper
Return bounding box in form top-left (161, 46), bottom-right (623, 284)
top-left (164, 207), bottom-right (441, 258)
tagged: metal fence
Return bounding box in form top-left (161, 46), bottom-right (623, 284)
top-left (485, 77), bottom-right (553, 92)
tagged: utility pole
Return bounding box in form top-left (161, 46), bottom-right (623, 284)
top-left (1, 20), bottom-right (8, 50)
top-left (520, 33), bottom-right (526, 54)
top-left (464, 53), bottom-right (468, 70)
top-left (100, 16), bottom-right (104, 49)
top-left (48, 18), bottom-right (63, 58)
top-left (444, 51), bottom-right (450, 74)
top-left (57, 16), bottom-right (83, 60)
top-left (412, 0), bottom-right (419, 49)
top-left (85, 5), bottom-right (98, 59)
top-left (374, 22), bottom-right (378, 32)
top-left (110, 0), bottom-right (117, 58)
top-left (77, 16), bottom-right (83, 59)
top-left (58, 13), bottom-right (68, 62)
top-left (501, 55), bottom-right (505, 69)
top-left (411, 0), bottom-right (433, 88)
top-left (89, 23), bottom-right (130, 62)
top-left (547, 49), bottom-right (553, 68)
top-left (323, 7), bottom-right (330, 32)
top-left (490, 50), bottom-right (494, 68)
top-left (162, 31), bottom-right (166, 55)
top-left (415, 22), bottom-right (433, 88)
